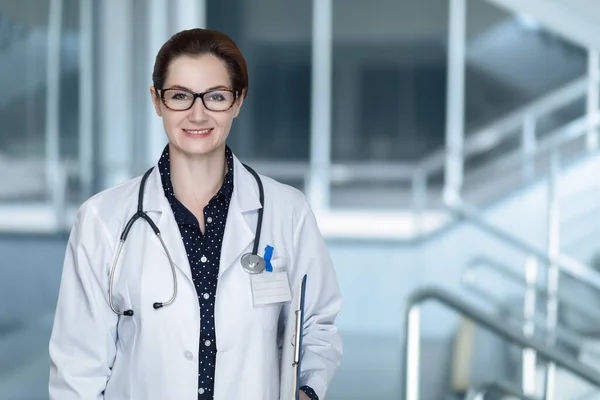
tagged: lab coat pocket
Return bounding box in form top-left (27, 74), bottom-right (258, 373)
top-left (269, 257), bottom-right (288, 272)
top-left (254, 257), bottom-right (288, 331)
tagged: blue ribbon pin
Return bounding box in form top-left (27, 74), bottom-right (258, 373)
top-left (264, 245), bottom-right (274, 272)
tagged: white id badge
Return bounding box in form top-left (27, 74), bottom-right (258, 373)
top-left (250, 270), bottom-right (292, 307)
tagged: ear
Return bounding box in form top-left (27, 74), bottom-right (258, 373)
top-left (232, 91), bottom-right (245, 118)
top-left (150, 86), bottom-right (163, 117)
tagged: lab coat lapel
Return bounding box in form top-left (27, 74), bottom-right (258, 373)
top-left (219, 156), bottom-right (262, 278)
top-left (144, 167), bottom-right (193, 283)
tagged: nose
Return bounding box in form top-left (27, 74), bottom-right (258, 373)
top-left (188, 97), bottom-right (209, 122)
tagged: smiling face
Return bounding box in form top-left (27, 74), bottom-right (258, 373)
top-left (151, 54), bottom-right (244, 158)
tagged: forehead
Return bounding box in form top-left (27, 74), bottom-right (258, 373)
top-left (164, 54), bottom-right (231, 91)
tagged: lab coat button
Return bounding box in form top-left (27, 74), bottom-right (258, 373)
top-left (205, 340), bottom-right (211, 347)
top-left (184, 350), bottom-right (194, 360)
top-left (203, 293), bottom-right (210, 300)
top-left (206, 217), bottom-right (213, 223)
top-left (198, 388), bottom-right (205, 394)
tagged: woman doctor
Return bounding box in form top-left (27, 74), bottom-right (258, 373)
top-left (49, 28), bottom-right (342, 400)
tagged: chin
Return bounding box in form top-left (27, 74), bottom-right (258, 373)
top-left (173, 140), bottom-right (224, 158)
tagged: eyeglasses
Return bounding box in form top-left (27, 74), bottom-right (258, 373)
top-left (159, 87), bottom-right (238, 112)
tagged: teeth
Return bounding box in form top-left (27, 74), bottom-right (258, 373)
top-left (185, 129), bottom-right (211, 134)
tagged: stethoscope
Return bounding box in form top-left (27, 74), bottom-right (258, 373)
top-left (109, 163), bottom-right (266, 317)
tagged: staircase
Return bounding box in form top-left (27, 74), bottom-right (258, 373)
top-left (401, 1), bottom-right (600, 399)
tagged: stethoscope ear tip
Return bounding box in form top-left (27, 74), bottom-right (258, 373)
top-left (153, 302), bottom-right (164, 310)
top-left (124, 309), bottom-right (134, 316)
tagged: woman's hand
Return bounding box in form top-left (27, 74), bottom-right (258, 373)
top-left (299, 391), bottom-right (310, 400)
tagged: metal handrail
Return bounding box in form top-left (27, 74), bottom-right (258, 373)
top-left (419, 76), bottom-right (590, 173)
top-left (463, 256), bottom-right (600, 326)
top-left (403, 287), bottom-right (600, 400)
top-left (250, 101), bottom-right (595, 186)
top-left (464, 113), bottom-right (600, 186)
top-left (466, 380), bottom-right (541, 400)
top-left (446, 200), bottom-right (600, 292)
top-left (246, 159), bottom-right (417, 182)
top-left (463, 283), bottom-right (600, 362)
top-left (247, 110), bottom-right (597, 185)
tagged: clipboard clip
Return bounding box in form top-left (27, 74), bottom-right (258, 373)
top-left (291, 309), bottom-right (302, 366)
top-left (286, 275), bottom-right (307, 400)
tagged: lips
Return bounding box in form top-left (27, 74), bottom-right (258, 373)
top-left (183, 128), bottom-right (213, 135)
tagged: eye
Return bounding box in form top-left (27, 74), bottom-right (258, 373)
top-left (207, 92), bottom-right (227, 102)
top-left (170, 91), bottom-right (192, 101)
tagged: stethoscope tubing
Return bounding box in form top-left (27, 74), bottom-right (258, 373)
top-left (109, 163), bottom-right (264, 317)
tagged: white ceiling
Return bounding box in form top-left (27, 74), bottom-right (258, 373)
top-left (485, 0), bottom-right (600, 50)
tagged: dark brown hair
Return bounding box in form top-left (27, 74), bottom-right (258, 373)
top-left (152, 28), bottom-right (248, 98)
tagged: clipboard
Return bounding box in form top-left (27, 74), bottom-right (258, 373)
top-left (280, 274), bottom-right (307, 400)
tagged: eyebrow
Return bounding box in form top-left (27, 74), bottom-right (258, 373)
top-left (167, 84), bottom-right (231, 92)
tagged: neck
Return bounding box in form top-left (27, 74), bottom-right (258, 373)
top-left (169, 144), bottom-right (228, 211)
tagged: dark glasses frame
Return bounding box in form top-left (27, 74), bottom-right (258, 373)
top-left (158, 87), bottom-right (238, 112)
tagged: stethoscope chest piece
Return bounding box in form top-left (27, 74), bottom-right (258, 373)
top-left (240, 253), bottom-right (266, 274)
top-left (110, 163), bottom-right (267, 317)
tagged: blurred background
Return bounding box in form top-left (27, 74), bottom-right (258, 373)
top-left (3, 0), bottom-right (600, 399)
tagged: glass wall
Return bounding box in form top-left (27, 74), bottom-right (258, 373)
top-left (0, 0), bottom-right (594, 228)
top-left (207, 0), bottom-right (313, 162)
top-left (1, 0), bottom-right (77, 204)
top-left (332, 0), bottom-right (449, 163)
top-left (329, 0), bottom-right (448, 209)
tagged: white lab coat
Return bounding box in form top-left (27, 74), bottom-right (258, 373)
top-left (49, 154), bottom-right (342, 400)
